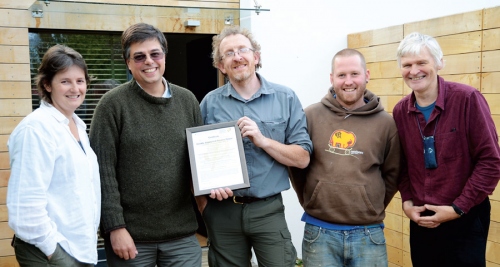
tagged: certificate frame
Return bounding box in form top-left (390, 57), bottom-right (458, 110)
top-left (186, 121), bottom-right (250, 196)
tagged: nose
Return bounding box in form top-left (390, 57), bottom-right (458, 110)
top-left (409, 65), bottom-right (420, 75)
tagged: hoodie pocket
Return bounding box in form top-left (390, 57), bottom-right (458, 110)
top-left (305, 181), bottom-right (378, 224)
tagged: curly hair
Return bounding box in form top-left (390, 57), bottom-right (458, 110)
top-left (211, 26), bottom-right (262, 70)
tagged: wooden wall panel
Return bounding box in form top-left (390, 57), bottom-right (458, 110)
top-left (0, 0), bottom-right (35, 9)
top-left (385, 228), bottom-right (403, 248)
top-left (0, 64), bottom-right (31, 81)
top-left (0, 153), bottom-right (8, 170)
top-left (56, 0), bottom-right (239, 8)
top-left (0, 136), bottom-right (7, 152)
top-left (386, 197), bottom-right (403, 216)
top-left (0, 10), bottom-right (30, 27)
top-left (0, 223), bottom-right (13, 239)
top-left (0, 206), bottom-right (7, 221)
top-left (0, 82), bottom-right (31, 99)
top-left (482, 73), bottom-right (500, 93)
top-left (404, 10), bottom-right (482, 37)
top-left (483, 51), bottom-right (500, 72)
top-left (0, 100), bottom-right (31, 117)
top-left (0, 46), bottom-right (29, 64)
top-left (0, 170), bottom-right (9, 187)
top-left (487, 240), bottom-right (500, 265)
top-left (367, 61), bottom-right (400, 79)
top-left (483, 6), bottom-right (500, 30)
top-left (440, 73), bottom-right (481, 90)
top-left (348, 25), bottom-right (403, 49)
top-left (384, 213), bottom-right (403, 233)
top-left (0, 28), bottom-right (29, 45)
top-left (0, 256), bottom-right (19, 267)
top-left (485, 95), bottom-right (500, 115)
top-left (490, 221), bottom-right (500, 243)
top-left (0, 187), bottom-right (6, 205)
top-left (0, 239), bottom-right (14, 257)
top-left (379, 96), bottom-right (403, 114)
top-left (440, 52), bottom-right (481, 75)
top-left (0, 118), bottom-right (22, 135)
top-left (437, 31), bottom-right (482, 55)
top-left (368, 78), bottom-right (404, 96)
top-left (483, 28), bottom-right (500, 51)
top-left (491, 200), bottom-right (500, 222)
top-left (387, 245), bottom-right (403, 266)
top-left (357, 43), bottom-right (399, 63)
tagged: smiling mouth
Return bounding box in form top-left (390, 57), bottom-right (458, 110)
top-left (66, 95), bottom-right (80, 99)
top-left (344, 88), bottom-right (356, 92)
top-left (143, 68), bottom-right (156, 73)
top-left (410, 76), bottom-right (425, 81)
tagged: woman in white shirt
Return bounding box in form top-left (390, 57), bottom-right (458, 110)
top-left (7, 44), bottom-right (101, 267)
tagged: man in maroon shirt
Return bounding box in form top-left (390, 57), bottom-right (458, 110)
top-left (393, 32), bottom-right (500, 267)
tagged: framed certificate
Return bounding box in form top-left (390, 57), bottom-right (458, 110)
top-left (186, 121), bottom-right (250, 196)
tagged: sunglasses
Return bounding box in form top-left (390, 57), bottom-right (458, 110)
top-left (131, 51), bottom-right (165, 63)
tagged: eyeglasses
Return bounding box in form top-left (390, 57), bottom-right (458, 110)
top-left (130, 51), bottom-right (165, 63)
top-left (220, 47), bottom-right (254, 60)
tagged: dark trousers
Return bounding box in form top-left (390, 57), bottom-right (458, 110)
top-left (203, 193), bottom-right (297, 267)
top-left (12, 236), bottom-right (93, 267)
top-left (409, 198), bottom-right (490, 267)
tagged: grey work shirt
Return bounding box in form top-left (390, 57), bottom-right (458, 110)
top-left (200, 73), bottom-right (312, 198)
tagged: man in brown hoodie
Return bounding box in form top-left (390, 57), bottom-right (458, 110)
top-left (289, 48), bottom-right (401, 267)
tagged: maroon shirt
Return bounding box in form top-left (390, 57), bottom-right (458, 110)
top-left (393, 76), bottom-right (500, 213)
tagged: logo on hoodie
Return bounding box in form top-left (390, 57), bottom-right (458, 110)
top-left (326, 129), bottom-right (364, 158)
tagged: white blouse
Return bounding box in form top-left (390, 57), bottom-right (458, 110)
top-left (7, 101), bottom-right (101, 264)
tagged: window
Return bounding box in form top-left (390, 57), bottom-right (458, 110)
top-left (29, 31), bottom-right (128, 133)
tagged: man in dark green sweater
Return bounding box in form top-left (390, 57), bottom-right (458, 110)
top-left (90, 23), bottom-right (202, 267)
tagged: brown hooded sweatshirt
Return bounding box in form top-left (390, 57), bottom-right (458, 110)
top-left (290, 88), bottom-right (401, 225)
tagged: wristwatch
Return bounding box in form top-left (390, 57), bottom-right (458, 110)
top-left (451, 203), bottom-right (465, 216)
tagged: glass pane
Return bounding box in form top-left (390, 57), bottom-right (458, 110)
top-left (29, 31), bottom-right (127, 133)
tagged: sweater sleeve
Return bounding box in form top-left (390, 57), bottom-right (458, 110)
top-left (89, 96), bottom-right (126, 233)
top-left (382, 126), bottom-right (402, 207)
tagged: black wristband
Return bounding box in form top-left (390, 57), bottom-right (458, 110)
top-left (451, 203), bottom-right (465, 216)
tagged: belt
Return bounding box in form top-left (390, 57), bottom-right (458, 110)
top-left (232, 193), bottom-right (279, 204)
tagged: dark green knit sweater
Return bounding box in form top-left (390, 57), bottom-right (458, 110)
top-left (90, 80), bottom-right (202, 242)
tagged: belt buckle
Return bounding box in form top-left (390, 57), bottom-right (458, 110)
top-left (233, 196), bottom-right (244, 204)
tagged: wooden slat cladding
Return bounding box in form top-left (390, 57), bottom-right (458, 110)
top-left (0, 0), bottom-right (36, 10)
top-left (0, 64), bottom-right (30, 81)
top-left (440, 52), bottom-right (481, 75)
top-left (0, 100), bottom-right (32, 117)
top-left (357, 43), bottom-right (399, 63)
top-left (440, 73), bottom-right (481, 90)
top-left (404, 10), bottom-right (482, 37)
top-left (348, 25), bottom-right (403, 49)
top-left (483, 50), bottom-right (500, 72)
top-left (0, 170), bottom-right (9, 187)
top-left (0, 82), bottom-right (31, 99)
top-left (366, 61), bottom-right (400, 79)
top-left (484, 6), bottom-right (500, 30)
top-left (436, 31), bottom-right (482, 55)
top-left (0, 46), bottom-right (30, 64)
top-left (482, 72), bottom-right (500, 93)
top-left (0, 28), bottom-right (29, 45)
top-left (0, 255), bottom-right (19, 267)
top-left (0, 118), bottom-right (22, 135)
top-left (367, 78), bottom-right (403, 96)
top-left (483, 28), bottom-right (500, 51)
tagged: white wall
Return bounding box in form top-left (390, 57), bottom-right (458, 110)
top-left (240, 0), bottom-right (500, 259)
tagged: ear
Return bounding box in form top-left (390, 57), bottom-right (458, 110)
top-left (126, 58), bottom-right (133, 72)
top-left (254, 51), bottom-right (260, 65)
top-left (365, 69), bottom-right (371, 82)
top-left (330, 73), bottom-right (334, 85)
top-left (44, 83), bottom-right (52, 93)
top-left (437, 58), bottom-right (444, 70)
top-left (217, 61), bottom-right (227, 75)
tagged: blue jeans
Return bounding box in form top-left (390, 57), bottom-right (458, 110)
top-left (302, 223), bottom-right (388, 267)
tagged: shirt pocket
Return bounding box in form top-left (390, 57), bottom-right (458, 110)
top-left (258, 120), bottom-right (287, 143)
top-left (436, 130), bottom-right (463, 162)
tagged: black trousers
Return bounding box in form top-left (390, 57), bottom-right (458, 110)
top-left (409, 198), bottom-right (490, 267)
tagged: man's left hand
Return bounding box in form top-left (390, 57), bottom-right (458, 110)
top-left (417, 204), bottom-right (461, 228)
